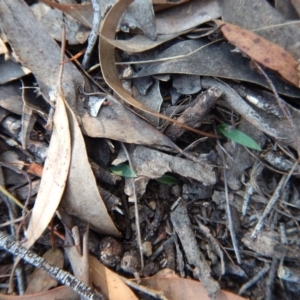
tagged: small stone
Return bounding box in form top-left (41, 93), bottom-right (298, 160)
top-left (142, 241), bottom-right (152, 257)
top-left (98, 237), bottom-right (123, 268)
top-left (121, 250), bottom-right (141, 282)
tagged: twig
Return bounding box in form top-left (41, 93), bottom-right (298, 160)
top-left (251, 171), bottom-right (290, 239)
top-left (252, 61), bottom-right (300, 157)
top-left (0, 162), bottom-right (32, 216)
top-left (0, 217), bottom-right (24, 228)
top-left (0, 231), bottom-right (105, 300)
top-left (265, 257), bottom-right (279, 300)
top-left (242, 161), bottom-right (264, 216)
top-left (170, 200), bottom-right (220, 299)
top-left (82, 0), bottom-right (101, 69)
top-left (121, 143), bottom-right (144, 270)
top-left (0, 185), bottom-right (25, 211)
top-left (195, 217), bottom-right (225, 276)
top-left (119, 276), bottom-right (169, 300)
top-left (238, 263), bottom-right (270, 295)
top-left (214, 123), bottom-right (241, 264)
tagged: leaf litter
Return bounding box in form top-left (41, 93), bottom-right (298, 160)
top-left (0, 0), bottom-right (300, 300)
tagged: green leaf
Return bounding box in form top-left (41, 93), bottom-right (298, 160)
top-left (218, 123), bottom-right (262, 151)
top-left (109, 163), bottom-right (137, 178)
top-left (156, 174), bottom-right (178, 185)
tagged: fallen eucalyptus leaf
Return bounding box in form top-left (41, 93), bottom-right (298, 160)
top-left (129, 39), bottom-right (300, 98)
top-left (90, 255), bottom-right (138, 300)
top-left (215, 20), bottom-right (299, 87)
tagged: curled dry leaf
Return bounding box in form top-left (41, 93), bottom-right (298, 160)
top-left (89, 255), bottom-right (138, 300)
top-left (24, 87), bottom-right (71, 249)
top-left (215, 20), bottom-right (299, 87)
top-left (62, 101), bottom-right (121, 237)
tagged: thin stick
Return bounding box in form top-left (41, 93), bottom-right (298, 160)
top-left (121, 143), bottom-right (144, 270)
top-left (82, 0), bottom-right (101, 69)
top-left (119, 276), bottom-right (168, 300)
top-left (252, 61), bottom-right (300, 158)
top-left (0, 162), bottom-right (32, 216)
top-left (251, 174), bottom-right (287, 239)
top-left (215, 121), bottom-right (241, 263)
top-left (238, 263), bottom-right (270, 295)
top-left (116, 39), bottom-right (223, 66)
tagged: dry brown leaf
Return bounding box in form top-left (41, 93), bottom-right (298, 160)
top-left (90, 255), bottom-right (138, 300)
top-left (25, 248), bottom-right (64, 294)
top-left (215, 20), bottom-right (299, 87)
top-left (0, 286), bottom-right (79, 300)
top-left (62, 102), bottom-right (121, 237)
top-left (141, 277), bottom-right (247, 300)
top-left (219, 0), bottom-right (300, 59)
top-left (24, 87), bottom-right (71, 249)
top-left (99, 0), bottom-right (217, 140)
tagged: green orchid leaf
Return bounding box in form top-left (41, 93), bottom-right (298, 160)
top-left (156, 174), bottom-right (178, 185)
top-left (109, 163), bottom-right (137, 178)
top-left (218, 123), bottom-right (262, 151)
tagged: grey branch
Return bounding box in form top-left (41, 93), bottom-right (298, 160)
top-left (0, 231), bottom-right (105, 300)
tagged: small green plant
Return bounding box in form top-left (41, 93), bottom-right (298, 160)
top-left (156, 174), bottom-right (178, 185)
top-left (109, 163), bottom-right (137, 178)
top-left (218, 123), bottom-right (261, 151)
top-left (110, 164), bottom-right (177, 184)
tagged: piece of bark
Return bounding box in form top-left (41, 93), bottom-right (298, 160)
top-left (171, 201), bottom-right (220, 299)
top-left (131, 146), bottom-right (216, 186)
top-left (165, 87), bottom-right (221, 140)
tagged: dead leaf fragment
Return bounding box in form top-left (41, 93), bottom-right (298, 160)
top-left (215, 20), bottom-right (299, 87)
top-left (0, 286), bottom-right (79, 300)
top-left (90, 255), bottom-right (138, 300)
top-left (0, 56), bottom-right (31, 84)
top-left (141, 277), bottom-right (247, 300)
